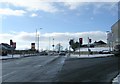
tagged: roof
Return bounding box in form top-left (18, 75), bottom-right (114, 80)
top-left (0, 43), bottom-right (14, 50)
top-left (94, 40), bottom-right (106, 45)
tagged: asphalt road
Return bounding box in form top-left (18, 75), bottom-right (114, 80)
top-left (2, 55), bottom-right (66, 82)
top-left (1, 55), bottom-right (120, 83)
top-left (57, 56), bottom-right (120, 83)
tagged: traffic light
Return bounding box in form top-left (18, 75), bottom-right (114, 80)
top-left (13, 42), bottom-right (16, 49)
top-left (89, 39), bottom-right (92, 43)
top-left (69, 39), bottom-right (74, 45)
top-left (31, 43), bottom-right (35, 50)
top-left (10, 40), bottom-right (13, 45)
top-left (79, 38), bottom-right (83, 44)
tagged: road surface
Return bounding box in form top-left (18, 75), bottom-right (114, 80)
top-left (57, 56), bottom-right (120, 83)
top-left (2, 55), bottom-right (66, 82)
top-left (1, 55), bottom-right (119, 83)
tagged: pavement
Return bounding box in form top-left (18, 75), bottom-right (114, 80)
top-left (0, 54), bottom-right (38, 60)
top-left (70, 54), bottom-right (114, 58)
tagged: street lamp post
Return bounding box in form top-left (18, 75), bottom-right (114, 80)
top-left (36, 28), bottom-right (42, 53)
top-left (38, 34), bottom-right (39, 52)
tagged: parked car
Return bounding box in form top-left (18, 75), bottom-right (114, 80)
top-left (39, 51), bottom-right (48, 55)
top-left (49, 53), bottom-right (54, 56)
top-left (59, 52), bottom-right (66, 56)
top-left (113, 45), bottom-right (120, 56)
top-left (99, 50), bottom-right (111, 54)
top-left (1, 51), bottom-right (7, 56)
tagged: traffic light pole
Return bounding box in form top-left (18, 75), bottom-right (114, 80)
top-left (88, 37), bottom-right (91, 56)
top-left (79, 38), bottom-right (82, 56)
top-left (88, 41), bottom-right (90, 56)
top-left (79, 43), bottom-right (80, 56)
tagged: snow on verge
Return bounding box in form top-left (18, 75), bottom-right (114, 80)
top-left (112, 74), bottom-right (120, 84)
top-left (70, 54), bottom-right (114, 58)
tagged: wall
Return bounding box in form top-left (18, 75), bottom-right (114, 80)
top-left (111, 20), bottom-right (120, 48)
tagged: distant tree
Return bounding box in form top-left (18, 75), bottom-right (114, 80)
top-left (69, 39), bottom-right (79, 52)
top-left (55, 43), bottom-right (63, 52)
top-left (65, 48), bottom-right (68, 52)
top-left (69, 39), bottom-right (74, 51)
top-left (69, 39), bottom-right (74, 45)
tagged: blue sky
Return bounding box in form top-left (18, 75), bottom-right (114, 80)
top-left (0, 0), bottom-right (119, 50)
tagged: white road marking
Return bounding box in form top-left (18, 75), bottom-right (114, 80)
top-left (34, 65), bottom-right (42, 68)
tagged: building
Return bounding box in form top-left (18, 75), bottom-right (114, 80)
top-left (111, 19), bottom-right (120, 48)
top-left (107, 32), bottom-right (113, 51)
top-left (94, 40), bottom-right (107, 46)
top-left (0, 43), bottom-right (14, 56)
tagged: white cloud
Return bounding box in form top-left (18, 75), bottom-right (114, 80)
top-left (30, 13), bottom-right (38, 17)
top-left (57, 0), bottom-right (119, 2)
top-left (0, 0), bottom-right (58, 13)
top-left (0, 8), bottom-right (26, 16)
top-left (62, 1), bottom-right (118, 14)
top-left (0, 31), bottom-right (107, 50)
top-left (92, 2), bottom-right (118, 15)
top-left (62, 2), bottom-right (84, 10)
top-left (0, 0), bottom-right (118, 16)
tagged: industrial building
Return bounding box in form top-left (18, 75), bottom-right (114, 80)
top-left (106, 19), bottom-right (120, 51)
top-left (111, 19), bottom-right (120, 48)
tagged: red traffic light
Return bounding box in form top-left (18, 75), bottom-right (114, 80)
top-left (13, 42), bottom-right (16, 48)
top-left (79, 38), bottom-right (83, 44)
